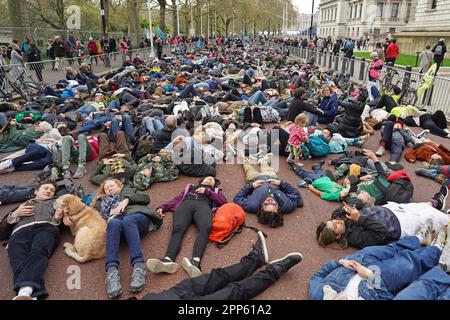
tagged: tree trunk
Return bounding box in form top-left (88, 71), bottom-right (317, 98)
top-left (159, 0), bottom-right (167, 37)
top-left (127, 0), bottom-right (140, 48)
top-left (184, 0), bottom-right (189, 35)
top-left (8, 0), bottom-right (25, 41)
top-left (172, 2), bottom-right (178, 37)
top-left (104, 0), bottom-right (110, 32)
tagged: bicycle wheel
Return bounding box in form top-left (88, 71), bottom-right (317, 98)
top-left (9, 80), bottom-right (29, 101)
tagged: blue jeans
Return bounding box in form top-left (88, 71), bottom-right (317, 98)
top-left (11, 143), bottom-right (52, 171)
top-left (193, 82), bottom-right (210, 90)
top-left (393, 266), bottom-right (450, 300)
top-left (292, 167), bottom-right (325, 183)
top-left (78, 115), bottom-right (112, 133)
top-left (71, 105), bottom-right (97, 121)
top-left (105, 213), bottom-right (152, 270)
top-left (107, 100), bottom-right (121, 111)
top-left (144, 118), bottom-right (164, 135)
top-left (304, 111), bottom-right (318, 126)
top-left (109, 115), bottom-right (133, 141)
top-left (272, 101), bottom-right (289, 119)
top-left (179, 85), bottom-right (199, 99)
top-left (247, 91), bottom-right (267, 106)
top-left (360, 236), bottom-right (441, 295)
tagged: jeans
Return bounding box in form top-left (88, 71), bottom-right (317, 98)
top-left (78, 115), bottom-right (112, 133)
top-left (71, 105), bottom-right (97, 121)
top-left (292, 166), bottom-right (325, 183)
top-left (179, 85), bottom-right (199, 99)
top-left (144, 118), bottom-right (164, 135)
top-left (105, 213), bottom-right (152, 270)
top-left (109, 115), bottom-right (133, 141)
top-left (193, 82), bottom-right (210, 90)
top-left (247, 91), bottom-right (267, 106)
top-left (143, 249), bottom-right (281, 300)
top-left (393, 266), bottom-right (450, 300)
top-left (304, 111), bottom-right (319, 126)
top-left (11, 143), bottom-right (52, 171)
top-left (8, 224), bottom-right (60, 298)
top-left (272, 101), bottom-right (289, 119)
top-left (360, 236), bottom-right (441, 295)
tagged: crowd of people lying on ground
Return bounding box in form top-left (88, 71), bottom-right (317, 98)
top-left (0, 36), bottom-right (449, 301)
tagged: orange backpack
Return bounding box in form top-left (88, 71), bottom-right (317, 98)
top-left (209, 203), bottom-right (265, 248)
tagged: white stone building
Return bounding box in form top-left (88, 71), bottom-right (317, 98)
top-left (298, 13), bottom-right (319, 35)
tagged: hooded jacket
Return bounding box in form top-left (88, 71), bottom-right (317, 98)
top-left (404, 142), bottom-right (450, 164)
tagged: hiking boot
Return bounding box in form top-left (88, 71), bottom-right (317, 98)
top-left (130, 262), bottom-right (147, 293)
top-left (375, 146), bottom-right (385, 157)
top-left (417, 218), bottom-right (434, 246)
top-left (438, 224), bottom-right (450, 272)
top-left (269, 252), bottom-right (303, 275)
top-left (415, 168), bottom-right (436, 180)
top-left (73, 166), bottom-right (88, 179)
top-left (63, 169), bottom-right (72, 179)
top-left (0, 159), bottom-right (14, 174)
top-left (432, 185), bottom-right (449, 212)
top-left (181, 257), bottom-right (202, 278)
top-left (417, 129), bottom-right (430, 140)
top-left (251, 231), bottom-right (269, 265)
top-left (312, 160), bottom-right (325, 171)
top-left (146, 258), bottom-right (179, 274)
top-left (105, 267), bottom-right (122, 299)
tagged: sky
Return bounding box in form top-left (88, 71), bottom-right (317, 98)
top-left (293, 0), bottom-right (320, 14)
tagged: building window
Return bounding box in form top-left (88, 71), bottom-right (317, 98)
top-left (377, 2), bottom-right (384, 17)
top-left (431, 0), bottom-right (438, 9)
top-left (391, 3), bottom-right (399, 17)
top-left (359, 3), bottom-right (363, 18)
top-left (350, 6), bottom-right (353, 19)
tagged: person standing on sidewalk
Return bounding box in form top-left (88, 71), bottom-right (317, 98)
top-left (419, 45), bottom-right (433, 74)
top-left (385, 39), bottom-right (399, 66)
top-left (432, 38), bottom-right (447, 74)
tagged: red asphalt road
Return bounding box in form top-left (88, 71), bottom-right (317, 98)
top-left (0, 127), bottom-right (447, 300)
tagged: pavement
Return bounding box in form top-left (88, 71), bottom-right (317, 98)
top-left (0, 126), bottom-right (448, 300)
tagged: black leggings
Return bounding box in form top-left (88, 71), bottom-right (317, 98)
top-left (376, 94), bottom-right (398, 113)
top-left (268, 126), bottom-right (290, 157)
top-left (165, 200), bottom-right (213, 260)
top-left (420, 111), bottom-right (448, 138)
top-left (243, 107), bottom-right (263, 125)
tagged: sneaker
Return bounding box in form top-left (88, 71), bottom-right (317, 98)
top-left (269, 252), bottom-right (304, 274)
top-left (181, 257), bottom-right (202, 278)
top-left (444, 128), bottom-right (450, 135)
top-left (432, 185), bottom-right (449, 211)
top-left (417, 129), bottom-right (430, 140)
top-left (312, 160), bottom-right (325, 171)
top-left (415, 168), bottom-right (436, 179)
top-left (375, 146), bottom-right (385, 157)
top-left (404, 127), bottom-right (417, 138)
top-left (0, 159), bottom-right (14, 174)
top-left (257, 153), bottom-right (273, 165)
top-left (63, 169), bottom-right (72, 179)
top-left (385, 161), bottom-right (404, 171)
top-left (416, 218), bottom-right (434, 246)
top-left (73, 166), bottom-right (88, 179)
top-left (325, 170), bottom-right (336, 182)
top-left (431, 227), bottom-right (447, 250)
top-left (298, 180), bottom-right (310, 188)
top-left (105, 267), bottom-right (122, 299)
top-left (130, 262), bottom-right (147, 293)
top-left (146, 258), bottom-right (179, 274)
top-left (251, 230), bottom-right (269, 265)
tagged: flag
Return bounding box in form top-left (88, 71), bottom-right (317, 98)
top-left (144, 27), bottom-right (151, 40)
top-left (157, 26), bottom-right (164, 40)
top-left (196, 38), bottom-right (201, 49)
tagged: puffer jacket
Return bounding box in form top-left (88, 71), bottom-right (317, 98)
top-left (335, 100), bottom-right (364, 138)
top-left (404, 142), bottom-right (450, 164)
top-left (318, 94), bottom-right (339, 124)
top-left (233, 178), bottom-right (302, 214)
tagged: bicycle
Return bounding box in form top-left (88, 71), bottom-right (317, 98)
top-left (380, 66), bottom-right (399, 93)
top-left (397, 79), bottom-right (418, 106)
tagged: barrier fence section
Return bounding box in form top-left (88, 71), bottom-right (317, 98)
top-left (273, 43), bottom-right (450, 120)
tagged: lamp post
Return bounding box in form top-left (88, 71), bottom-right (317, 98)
top-left (310, 0), bottom-right (315, 40)
top-left (177, 3), bottom-right (180, 36)
top-left (147, 1), bottom-right (155, 58)
top-left (190, 1), bottom-right (194, 36)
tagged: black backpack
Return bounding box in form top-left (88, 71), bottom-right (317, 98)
top-left (375, 178), bottom-right (414, 204)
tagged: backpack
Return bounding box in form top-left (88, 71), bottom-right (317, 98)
top-left (209, 203), bottom-right (265, 248)
top-left (375, 178), bottom-right (414, 204)
top-left (435, 45), bottom-right (443, 56)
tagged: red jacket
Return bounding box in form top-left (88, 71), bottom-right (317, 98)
top-left (87, 41), bottom-right (98, 55)
top-left (386, 43), bottom-right (399, 59)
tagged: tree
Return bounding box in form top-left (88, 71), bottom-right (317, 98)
top-left (7, 0), bottom-right (25, 40)
top-left (127, 0), bottom-right (141, 47)
top-left (158, 0), bottom-right (166, 36)
top-left (27, 0), bottom-right (66, 30)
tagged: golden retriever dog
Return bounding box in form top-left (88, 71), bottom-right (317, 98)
top-left (54, 194), bottom-right (106, 263)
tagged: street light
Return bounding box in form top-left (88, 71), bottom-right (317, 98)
top-left (147, 1), bottom-right (155, 58)
top-left (310, 0), bottom-right (315, 40)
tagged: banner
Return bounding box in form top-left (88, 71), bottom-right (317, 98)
top-left (157, 26), bottom-right (165, 40)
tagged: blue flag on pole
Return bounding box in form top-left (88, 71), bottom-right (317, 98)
top-left (196, 38), bottom-right (201, 48)
top-left (157, 26), bottom-right (164, 40)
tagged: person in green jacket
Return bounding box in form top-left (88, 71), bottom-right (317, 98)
top-left (90, 178), bottom-right (163, 299)
top-left (15, 110), bottom-right (41, 124)
top-left (133, 150), bottom-right (179, 191)
top-left (0, 118), bottom-right (43, 153)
